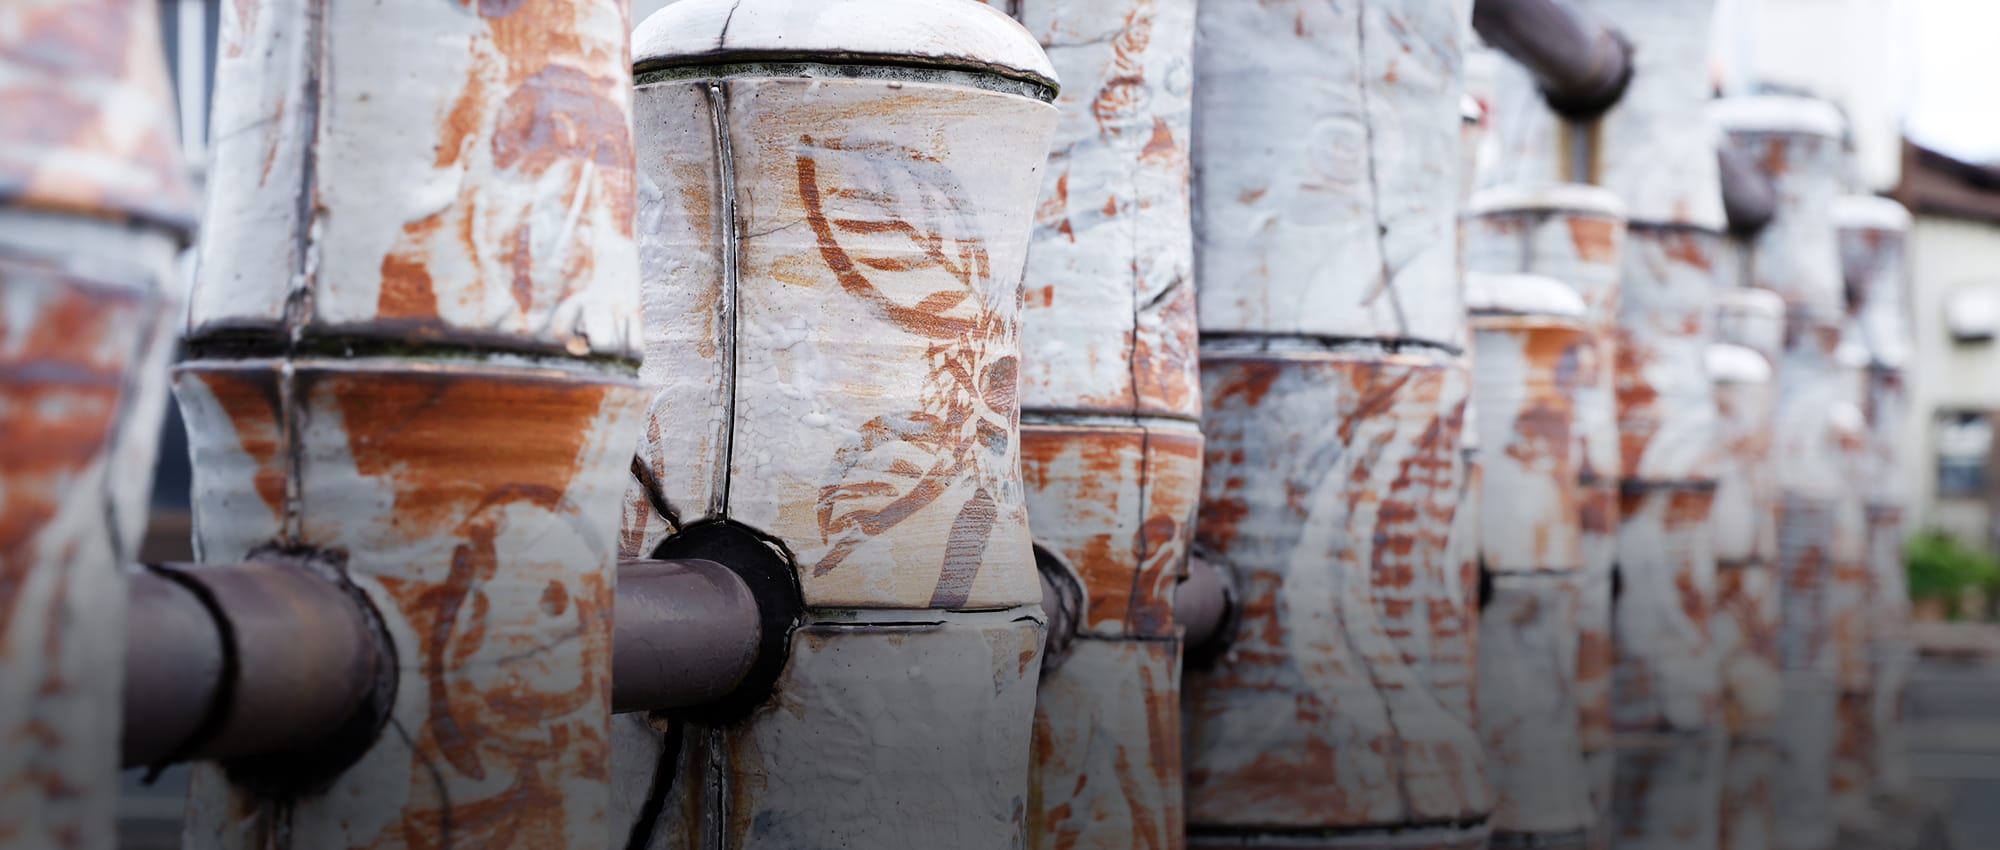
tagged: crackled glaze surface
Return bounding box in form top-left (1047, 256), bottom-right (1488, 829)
top-left (1187, 350), bottom-right (1485, 831)
top-left (619, 612), bottom-right (1046, 850)
top-left (1462, 191), bottom-right (1626, 770)
top-left (971, 6), bottom-right (1204, 845)
top-left (1184, 2), bottom-right (1483, 840)
top-left (1479, 574), bottom-right (1593, 837)
top-left (179, 364), bottom-right (643, 850)
top-left (1021, 422), bottom-right (1201, 638)
top-left (191, 0), bottom-right (642, 359)
top-left (1609, 731), bottom-right (1726, 850)
top-left (1030, 637), bottom-right (1184, 850)
top-left (1471, 305), bottom-right (1587, 573)
top-left (0, 3), bottom-right (191, 846)
top-left (615, 8), bottom-right (1063, 849)
top-left (0, 1), bottom-right (195, 230)
top-left (1612, 486), bottom-right (1721, 732)
top-left (0, 217), bottom-right (178, 850)
top-left (987, 0), bottom-right (1200, 420)
top-left (1192, 0), bottom-right (1469, 347)
top-left (1719, 98), bottom-right (1848, 324)
top-left (1616, 226), bottom-right (1722, 483)
top-left (178, 1), bottom-right (648, 847)
top-left (1465, 189), bottom-right (1624, 491)
top-left (623, 72), bottom-right (1055, 610)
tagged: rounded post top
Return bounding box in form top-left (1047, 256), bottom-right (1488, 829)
top-left (1711, 95), bottom-right (1846, 140)
top-left (1465, 272), bottom-right (1588, 320)
top-left (1466, 183), bottom-right (1627, 219)
top-left (1835, 332), bottom-right (1873, 370)
top-left (1705, 343), bottom-right (1771, 385)
top-left (1460, 94), bottom-right (1484, 124)
top-left (1831, 195), bottom-right (1912, 232)
top-left (1829, 401), bottom-right (1867, 437)
top-left (1717, 287), bottom-right (1787, 319)
top-left (633, 0), bottom-right (1059, 93)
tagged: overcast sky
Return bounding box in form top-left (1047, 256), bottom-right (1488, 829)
top-left (1908, 0), bottom-right (2000, 162)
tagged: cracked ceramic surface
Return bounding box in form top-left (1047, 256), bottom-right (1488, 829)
top-left (0, 2), bottom-right (190, 845)
top-left (1191, 0), bottom-right (1470, 348)
top-left (178, 1), bottom-right (648, 846)
top-left (1188, 349), bottom-right (1486, 831)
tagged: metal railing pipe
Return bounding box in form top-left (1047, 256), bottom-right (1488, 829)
top-left (1720, 143), bottom-right (1780, 235)
top-left (125, 557), bottom-right (775, 767)
top-left (122, 561), bottom-right (384, 769)
top-left (1473, 0), bottom-right (1633, 118)
top-left (1032, 547), bottom-right (1085, 676)
top-left (122, 568), bottom-right (226, 768)
top-left (0, 3), bottom-right (194, 841)
top-left (1175, 555), bottom-right (1235, 658)
top-left (612, 559), bottom-right (763, 714)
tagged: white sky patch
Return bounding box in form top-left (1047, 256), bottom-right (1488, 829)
top-left (1908, 0), bottom-right (2000, 162)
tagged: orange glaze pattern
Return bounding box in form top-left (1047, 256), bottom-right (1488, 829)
top-left (176, 0), bottom-right (648, 846)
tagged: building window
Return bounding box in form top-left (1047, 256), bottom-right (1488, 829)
top-left (1937, 411), bottom-right (1992, 498)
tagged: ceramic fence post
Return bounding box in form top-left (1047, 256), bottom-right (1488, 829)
top-left (968, 2), bottom-right (1205, 848)
top-left (1832, 194), bottom-right (1918, 833)
top-left (1482, 2), bottom-right (1732, 846)
top-left (1713, 94), bottom-right (1854, 850)
top-left (612, 2), bottom-right (1061, 847)
top-left (1467, 272), bottom-right (1595, 848)
top-left (1185, 2), bottom-right (1487, 847)
top-left (0, 2), bottom-right (193, 847)
top-left (174, 0), bottom-right (648, 845)
top-left (1464, 184), bottom-right (1628, 850)
top-left (1711, 287), bottom-right (1787, 850)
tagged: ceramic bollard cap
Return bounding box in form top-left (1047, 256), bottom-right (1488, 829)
top-left (1465, 271), bottom-right (1588, 321)
top-left (1711, 94), bottom-right (1846, 140)
top-left (1831, 194), bottom-right (1912, 233)
top-left (634, 0), bottom-right (1060, 95)
top-left (1705, 342), bottom-right (1771, 385)
top-left (1466, 183), bottom-right (1627, 220)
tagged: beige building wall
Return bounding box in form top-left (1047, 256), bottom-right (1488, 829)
top-left (1906, 214), bottom-right (2000, 542)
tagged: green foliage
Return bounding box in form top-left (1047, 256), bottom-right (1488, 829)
top-left (1906, 529), bottom-right (2000, 619)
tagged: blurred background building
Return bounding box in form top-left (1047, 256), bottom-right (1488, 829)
top-left (1714, 0), bottom-right (2000, 567)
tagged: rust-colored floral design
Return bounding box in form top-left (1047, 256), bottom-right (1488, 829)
top-left (795, 137), bottom-right (1021, 606)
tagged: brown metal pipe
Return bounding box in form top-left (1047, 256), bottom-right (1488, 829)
top-left (126, 557), bottom-right (769, 766)
top-left (1719, 142), bottom-right (1779, 235)
top-left (1033, 546), bottom-right (1086, 674)
top-left (1177, 554), bottom-right (1236, 656)
top-left (122, 568), bottom-right (227, 768)
top-left (612, 558), bottom-right (763, 714)
top-left (123, 560), bottom-right (384, 768)
top-left (1473, 0), bottom-right (1633, 119)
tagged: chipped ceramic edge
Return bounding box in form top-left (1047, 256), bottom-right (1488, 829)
top-left (1466, 184), bottom-right (1628, 219)
top-left (1466, 272), bottom-right (1589, 320)
top-left (1710, 95), bottom-right (1846, 140)
top-left (1829, 195), bottom-right (1911, 232)
top-left (1706, 343), bottom-right (1771, 385)
top-left (633, 0), bottom-right (1060, 93)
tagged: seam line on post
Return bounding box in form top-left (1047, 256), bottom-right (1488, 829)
top-left (709, 79), bottom-right (740, 520)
